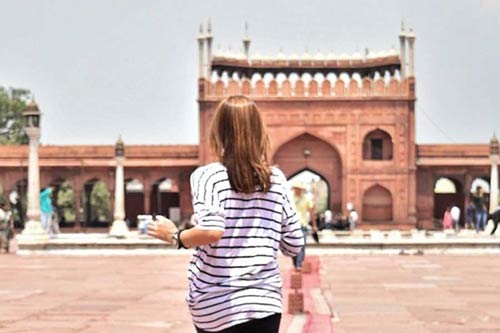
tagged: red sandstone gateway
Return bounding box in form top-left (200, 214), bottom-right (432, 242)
top-left (0, 23), bottom-right (496, 230)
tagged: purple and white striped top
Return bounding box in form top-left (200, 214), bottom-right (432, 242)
top-left (186, 162), bottom-right (304, 332)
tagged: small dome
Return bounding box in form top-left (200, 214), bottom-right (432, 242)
top-left (25, 100), bottom-right (39, 112)
top-left (388, 47), bottom-right (398, 56)
top-left (314, 50), bottom-right (324, 60)
top-left (301, 51), bottom-right (312, 60)
top-left (352, 51), bottom-right (363, 60)
top-left (366, 50), bottom-right (377, 59)
top-left (338, 53), bottom-right (351, 60)
top-left (326, 51), bottom-right (336, 60)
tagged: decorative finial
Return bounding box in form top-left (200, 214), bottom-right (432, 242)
top-left (491, 133), bottom-right (499, 156)
top-left (401, 20), bottom-right (405, 31)
top-left (245, 21), bottom-right (249, 37)
top-left (207, 18), bottom-right (212, 34)
top-left (197, 23), bottom-right (204, 39)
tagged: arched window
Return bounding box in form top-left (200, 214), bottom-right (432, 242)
top-left (363, 129), bottom-right (393, 160)
top-left (434, 178), bottom-right (457, 193)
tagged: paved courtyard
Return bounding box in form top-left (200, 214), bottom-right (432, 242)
top-left (1, 253), bottom-right (500, 332)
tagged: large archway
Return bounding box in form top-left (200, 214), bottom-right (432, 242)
top-left (125, 178), bottom-right (145, 227)
top-left (273, 133), bottom-right (342, 212)
top-left (433, 177), bottom-right (464, 227)
top-left (150, 178), bottom-right (180, 223)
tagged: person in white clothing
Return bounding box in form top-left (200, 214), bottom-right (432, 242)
top-left (450, 206), bottom-right (461, 232)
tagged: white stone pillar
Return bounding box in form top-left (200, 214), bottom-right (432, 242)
top-left (398, 22), bottom-right (406, 79)
top-left (19, 101), bottom-right (48, 242)
top-left (407, 28), bottom-right (416, 77)
top-left (490, 135), bottom-right (499, 212)
top-left (197, 24), bottom-right (205, 79)
top-left (109, 138), bottom-right (129, 237)
top-left (206, 19), bottom-right (213, 79)
top-left (243, 22), bottom-right (251, 63)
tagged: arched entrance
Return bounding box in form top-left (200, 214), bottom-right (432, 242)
top-left (273, 133), bottom-right (342, 212)
top-left (288, 169), bottom-right (330, 213)
top-left (125, 178), bottom-right (145, 227)
top-left (362, 185), bottom-right (393, 222)
top-left (83, 178), bottom-right (111, 227)
top-left (433, 177), bottom-right (464, 226)
top-left (151, 178), bottom-right (180, 223)
top-left (49, 178), bottom-right (76, 227)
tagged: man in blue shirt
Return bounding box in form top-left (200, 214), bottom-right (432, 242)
top-left (40, 186), bottom-right (54, 234)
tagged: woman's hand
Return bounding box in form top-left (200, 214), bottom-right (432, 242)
top-left (147, 216), bottom-right (178, 243)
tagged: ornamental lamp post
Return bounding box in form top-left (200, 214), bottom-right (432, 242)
top-left (109, 136), bottom-right (129, 237)
top-left (18, 99), bottom-right (48, 242)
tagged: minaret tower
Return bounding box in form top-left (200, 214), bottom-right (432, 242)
top-left (206, 19), bottom-right (213, 78)
top-left (407, 28), bottom-right (416, 77)
top-left (399, 21), bottom-right (407, 79)
top-left (197, 24), bottom-right (205, 79)
top-left (242, 22), bottom-right (251, 63)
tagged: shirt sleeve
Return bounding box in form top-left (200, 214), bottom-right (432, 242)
top-left (276, 171), bottom-right (305, 257)
top-left (190, 166), bottom-right (226, 232)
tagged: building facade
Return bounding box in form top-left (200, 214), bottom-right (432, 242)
top-left (0, 24), bottom-right (497, 229)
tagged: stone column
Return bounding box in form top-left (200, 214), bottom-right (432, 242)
top-left (197, 24), bottom-right (205, 79)
top-left (206, 19), bottom-right (213, 79)
top-left (398, 22), bottom-right (406, 79)
top-left (109, 137), bottom-right (129, 237)
top-left (490, 135), bottom-right (499, 212)
top-left (407, 28), bottom-right (416, 77)
top-left (19, 101), bottom-right (48, 242)
top-left (243, 22), bottom-right (251, 63)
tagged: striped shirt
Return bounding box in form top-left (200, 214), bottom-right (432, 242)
top-left (186, 162), bottom-right (304, 332)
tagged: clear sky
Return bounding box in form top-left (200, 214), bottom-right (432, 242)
top-left (0, 0), bottom-right (499, 146)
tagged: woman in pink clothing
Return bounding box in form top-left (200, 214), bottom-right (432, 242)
top-left (442, 206), bottom-right (453, 230)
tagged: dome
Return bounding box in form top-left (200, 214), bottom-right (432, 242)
top-left (24, 100), bottom-right (39, 112)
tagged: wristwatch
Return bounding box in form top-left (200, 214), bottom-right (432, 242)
top-left (172, 230), bottom-right (186, 249)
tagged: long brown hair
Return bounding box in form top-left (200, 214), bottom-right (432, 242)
top-left (209, 95), bottom-right (271, 193)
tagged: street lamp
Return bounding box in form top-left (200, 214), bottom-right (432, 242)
top-left (18, 99), bottom-right (48, 242)
top-left (109, 136), bottom-right (129, 237)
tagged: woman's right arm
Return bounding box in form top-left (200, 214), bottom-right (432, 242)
top-left (278, 174), bottom-right (305, 257)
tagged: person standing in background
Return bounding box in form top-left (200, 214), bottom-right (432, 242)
top-left (472, 186), bottom-right (487, 233)
top-left (0, 202), bottom-right (13, 254)
top-left (442, 206), bottom-right (453, 230)
top-left (347, 202), bottom-right (359, 231)
top-left (465, 196), bottom-right (475, 230)
top-left (40, 186), bottom-right (54, 234)
top-left (291, 181), bottom-right (316, 271)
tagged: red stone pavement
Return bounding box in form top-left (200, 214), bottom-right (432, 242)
top-left (1, 253), bottom-right (500, 332)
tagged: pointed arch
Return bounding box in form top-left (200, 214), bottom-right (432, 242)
top-left (272, 132), bottom-right (343, 212)
top-left (362, 184), bottom-right (393, 222)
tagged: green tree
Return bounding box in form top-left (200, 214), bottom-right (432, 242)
top-left (90, 181), bottom-right (111, 223)
top-left (0, 86), bottom-right (30, 145)
top-left (57, 181), bottom-right (76, 223)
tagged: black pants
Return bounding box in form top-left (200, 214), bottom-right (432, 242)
top-left (195, 313), bottom-right (281, 333)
